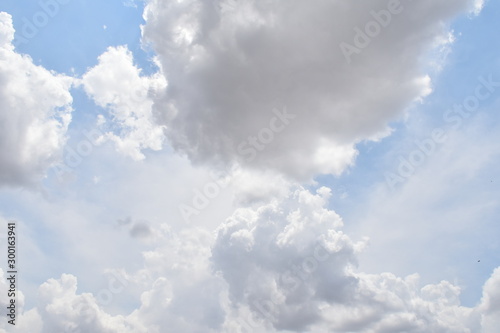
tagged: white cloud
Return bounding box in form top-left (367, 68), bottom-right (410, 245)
top-left (211, 186), bottom-right (489, 332)
top-left (0, 12), bottom-right (73, 187)
top-left (480, 268), bottom-right (500, 332)
top-left (1, 186), bottom-right (498, 332)
top-left (139, 0), bottom-right (481, 180)
top-left (472, 0), bottom-right (486, 15)
top-left (81, 46), bottom-right (167, 161)
top-left (0, 268), bottom-right (41, 333)
top-left (36, 273), bottom-right (145, 333)
top-left (0, 1), bottom-right (495, 332)
top-left (211, 186), bottom-right (362, 331)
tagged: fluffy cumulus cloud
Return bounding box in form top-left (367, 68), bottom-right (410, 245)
top-left (138, 0), bottom-right (480, 180)
top-left (210, 187), bottom-right (487, 332)
top-left (2, 188), bottom-right (499, 333)
top-left (212, 187), bottom-right (364, 331)
top-left (2, 1), bottom-right (498, 333)
top-left (0, 226), bottom-right (227, 333)
top-left (35, 274), bottom-right (141, 333)
top-left (0, 12), bottom-right (73, 186)
top-left (81, 46), bottom-right (167, 161)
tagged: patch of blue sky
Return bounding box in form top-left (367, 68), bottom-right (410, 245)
top-left (0, 0), bottom-right (156, 75)
top-left (0, 0), bottom-right (160, 151)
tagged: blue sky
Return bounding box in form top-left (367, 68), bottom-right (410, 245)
top-left (2, 0), bottom-right (148, 73)
top-left (0, 0), bottom-right (499, 332)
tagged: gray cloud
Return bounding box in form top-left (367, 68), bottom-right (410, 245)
top-left (211, 187), bottom-right (362, 331)
top-left (116, 217), bottom-right (153, 240)
top-left (140, 0), bottom-right (480, 180)
top-left (129, 221), bottom-right (153, 239)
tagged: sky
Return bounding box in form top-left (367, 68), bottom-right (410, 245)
top-left (0, 0), bottom-right (499, 332)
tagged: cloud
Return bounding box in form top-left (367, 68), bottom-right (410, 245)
top-left (0, 12), bottom-right (73, 187)
top-left (211, 186), bottom-right (489, 332)
top-left (326, 273), bottom-right (479, 333)
top-left (211, 186), bottom-right (363, 331)
top-left (36, 274), bottom-right (145, 333)
top-left (480, 268), bottom-right (500, 332)
top-left (2, 186), bottom-right (499, 332)
top-left (115, 216), bottom-right (154, 241)
top-left (1, 1), bottom-right (496, 333)
top-left (138, 0), bottom-right (481, 180)
top-left (0, 268), bottom-right (41, 333)
top-left (129, 222), bottom-right (152, 239)
top-left (472, 0), bottom-right (486, 15)
top-left (81, 46), bottom-right (167, 161)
